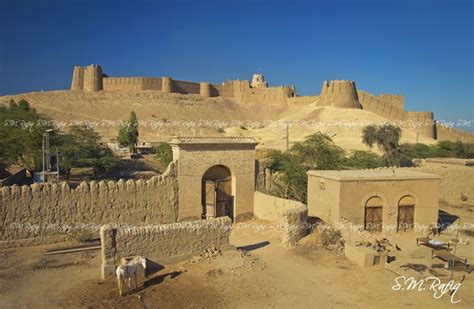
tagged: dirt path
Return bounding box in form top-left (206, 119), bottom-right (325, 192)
top-left (1, 221), bottom-right (472, 308)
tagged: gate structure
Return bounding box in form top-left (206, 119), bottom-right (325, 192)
top-left (170, 137), bottom-right (257, 222)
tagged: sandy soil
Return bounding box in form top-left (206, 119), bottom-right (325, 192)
top-left (1, 206), bottom-right (473, 308)
top-left (1, 90), bottom-right (436, 152)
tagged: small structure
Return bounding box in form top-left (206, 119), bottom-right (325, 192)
top-left (251, 74), bottom-right (268, 88)
top-left (170, 137), bottom-right (257, 222)
top-left (307, 169), bottom-right (440, 232)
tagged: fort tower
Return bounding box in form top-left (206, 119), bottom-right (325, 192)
top-left (319, 80), bottom-right (362, 109)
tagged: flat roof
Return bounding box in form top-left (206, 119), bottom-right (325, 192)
top-left (169, 136), bottom-right (257, 145)
top-left (307, 169), bottom-right (440, 181)
top-left (425, 158), bottom-right (474, 166)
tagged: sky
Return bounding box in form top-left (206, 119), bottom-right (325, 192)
top-left (0, 0), bottom-right (472, 128)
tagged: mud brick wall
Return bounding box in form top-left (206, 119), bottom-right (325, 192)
top-left (254, 191), bottom-right (308, 247)
top-left (100, 216), bottom-right (232, 278)
top-left (0, 163), bottom-right (179, 248)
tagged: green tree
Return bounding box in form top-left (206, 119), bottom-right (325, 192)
top-left (117, 111), bottom-right (139, 153)
top-left (153, 142), bottom-right (173, 171)
top-left (267, 132), bottom-right (346, 202)
top-left (362, 124), bottom-right (402, 166)
top-left (0, 99), bottom-right (54, 169)
top-left (290, 132), bottom-right (346, 170)
top-left (58, 125), bottom-right (119, 177)
top-left (346, 150), bottom-right (383, 169)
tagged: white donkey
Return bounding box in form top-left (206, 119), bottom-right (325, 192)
top-left (116, 256), bottom-right (147, 296)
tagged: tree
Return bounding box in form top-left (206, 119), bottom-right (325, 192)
top-left (346, 150), bottom-right (383, 169)
top-left (58, 125), bottom-right (119, 177)
top-left (267, 132), bottom-right (346, 202)
top-left (153, 142), bottom-right (173, 172)
top-left (117, 111), bottom-right (139, 153)
top-left (362, 124), bottom-right (402, 166)
top-left (0, 99), bottom-right (54, 169)
top-left (290, 132), bottom-right (346, 170)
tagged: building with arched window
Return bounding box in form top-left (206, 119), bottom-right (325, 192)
top-left (307, 169), bottom-right (440, 232)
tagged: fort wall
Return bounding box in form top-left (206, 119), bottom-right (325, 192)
top-left (358, 90), bottom-right (436, 139)
top-left (0, 163), bottom-right (179, 248)
top-left (70, 66), bottom-right (84, 91)
top-left (378, 94), bottom-right (404, 111)
top-left (84, 65), bottom-right (103, 92)
top-left (200, 82), bottom-right (211, 97)
top-left (403, 111), bottom-right (436, 138)
top-left (103, 77), bottom-right (162, 91)
top-left (357, 90), bottom-right (405, 121)
top-left (173, 80), bottom-right (201, 95)
top-left (436, 124), bottom-right (474, 143)
top-left (70, 65), bottom-right (295, 105)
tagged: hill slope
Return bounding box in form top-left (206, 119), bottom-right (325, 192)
top-left (1, 90), bottom-right (436, 152)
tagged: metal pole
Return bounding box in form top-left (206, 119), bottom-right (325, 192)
top-left (42, 134), bottom-right (45, 184)
top-left (56, 147), bottom-right (59, 183)
top-left (46, 132), bottom-right (50, 183)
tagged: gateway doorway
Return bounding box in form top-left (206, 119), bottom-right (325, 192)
top-left (202, 165), bottom-right (234, 221)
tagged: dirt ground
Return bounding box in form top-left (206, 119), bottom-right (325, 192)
top-left (1, 205), bottom-right (473, 308)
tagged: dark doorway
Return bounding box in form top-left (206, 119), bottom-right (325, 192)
top-left (202, 165), bottom-right (234, 221)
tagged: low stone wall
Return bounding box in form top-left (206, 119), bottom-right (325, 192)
top-left (254, 191), bottom-right (308, 246)
top-left (100, 217), bottom-right (232, 279)
top-left (0, 163), bottom-right (179, 248)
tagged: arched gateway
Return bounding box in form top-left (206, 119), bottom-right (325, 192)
top-left (170, 137), bottom-right (257, 223)
top-left (202, 165), bottom-right (233, 220)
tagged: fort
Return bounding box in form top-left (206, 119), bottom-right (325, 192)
top-left (69, 64), bottom-right (452, 140)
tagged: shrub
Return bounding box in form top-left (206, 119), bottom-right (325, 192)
top-left (346, 150), bottom-right (383, 169)
top-left (154, 142), bottom-right (173, 169)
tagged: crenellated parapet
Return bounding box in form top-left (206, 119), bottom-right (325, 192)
top-left (69, 65), bottom-right (295, 104)
top-left (357, 90), bottom-right (436, 139)
top-left (70, 64), bottom-right (103, 91)
top-left (319, 80), bottom-right (362, 109)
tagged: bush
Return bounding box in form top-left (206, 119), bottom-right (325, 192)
top-left (154, 142), bottom-right (173, 169)
top-left (346, 151), bottom-right (383, 169)
top-left (397, 141), bottom-right (474, 165)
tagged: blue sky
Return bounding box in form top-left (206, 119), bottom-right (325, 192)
top-left (0, 0), bottom-right (472, 127)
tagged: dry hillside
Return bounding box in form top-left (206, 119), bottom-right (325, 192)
top-left (1, 90), bottom-right (436, 152)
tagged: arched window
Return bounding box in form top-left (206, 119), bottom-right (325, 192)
top-left (365, 196), bottom-right (383, 232)
top-left (398, 195), bottom-right (415, 231)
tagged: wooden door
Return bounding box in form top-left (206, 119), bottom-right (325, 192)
top-left (365, 207), bottom-right (383, 231)
top-left (216, 177), bottom-right (233, 221)
top-left (398, 206), bottom-right (414, 231)
top-left (204, 180), bottom-right (217, 218)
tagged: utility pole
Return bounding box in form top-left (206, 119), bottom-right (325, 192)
top-left (56, 147), bottom-right (60, 183)
top-left (41, 129), bottom-right (54, 183)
